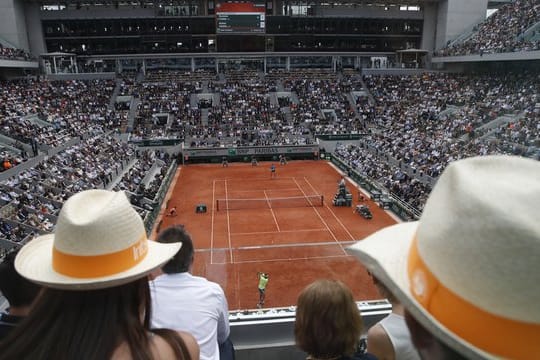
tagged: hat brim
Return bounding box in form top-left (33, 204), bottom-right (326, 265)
top-left (346, 222), bottom-right (494, 360)
top-left (15, 235), bottom-right (181, 290)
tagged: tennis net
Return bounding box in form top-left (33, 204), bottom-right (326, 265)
top-left (216, 195), bottom-right (324, 211)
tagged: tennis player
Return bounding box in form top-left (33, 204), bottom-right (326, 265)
top-left (257, 272), bottom-right (269, 308)
top-left (270, 164), bottom-right (276, 178)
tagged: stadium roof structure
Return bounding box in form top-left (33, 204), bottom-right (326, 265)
top-left (23, 0), bottom-right (441, 5)
top-left (40, 51), bottom-right (76, 56)
top-left (396, 48), bottom-right (429, 53)
top-left (20, 0), bottom-right (512, 8)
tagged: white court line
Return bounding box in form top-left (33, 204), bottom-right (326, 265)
top-left (232, 228), bottom-right (327, 236)
top-left (224, 179), bottom-right (234, 264)
top-left (227, 188), bottom-right (302, 194)
top-left (292, 177), bottom-right (347, 256)
top-left (196, 240), bottom-right (358, 252)
top-left (212, 176), bottom-right (297, 182)
top-left (212, 254), bottom-right (348, 265)
top-left (238, 240), bottom-right (357, 250)
top-left (210, 179), bottom-right (216, 264)
top-left (304, 176), bottom-right (356, 241)
top-left (264, 190), bottom-right (281, 232)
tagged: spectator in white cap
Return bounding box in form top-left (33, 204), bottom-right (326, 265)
top-left (0, 189), bottom-right (199, 360)
top-left (347, 155), bottom-right (540, 359)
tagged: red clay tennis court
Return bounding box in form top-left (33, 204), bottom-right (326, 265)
top-left (157, 160), bottom-right (397, 310)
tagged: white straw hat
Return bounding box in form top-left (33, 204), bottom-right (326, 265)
top-left (346, 155), bottom-right (540, 359)
top-left (15, 189), bottom-right (181, 290)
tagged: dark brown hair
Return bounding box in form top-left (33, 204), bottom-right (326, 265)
top-left (295, 279), bottom-right (363, 359)
top-left (0, 277), bottom-right (190, 360)
top-left (158, 225), bottom-right (194, 274)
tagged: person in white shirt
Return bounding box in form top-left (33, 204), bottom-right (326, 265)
top-left (151, 225), bottom-right (231, 360)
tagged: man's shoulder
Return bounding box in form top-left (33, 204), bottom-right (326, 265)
top-left (155, 273), bottom-right (225, 293)
top-left (197, 276), bottom-right (226, 294)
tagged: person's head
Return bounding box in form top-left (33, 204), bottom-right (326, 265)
top-left (1, 277), bottom-right (152, 359)
top-left (0, 250), bottom-right (40, 312)
top-left (158, 225), bottom-right (194, 274)
top-left (347, 156), bottom-right (540, 359)
top-left (295, 279), bottom-right (362, 359)
top-left (0, 189), bottom-right (182, 359)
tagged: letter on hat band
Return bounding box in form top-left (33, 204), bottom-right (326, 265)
top-left (52, 235), bottom-right (148, 278)
top-left (407, 236), bottom-right (540, 359)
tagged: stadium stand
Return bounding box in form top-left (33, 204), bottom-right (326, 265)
top-left (436, 0), bottom-right (540, 56)
top-left (0, 0), bottom-right (539, 358)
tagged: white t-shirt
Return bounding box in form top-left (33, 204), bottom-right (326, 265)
top-left (379, 313), bottom-right (421, 360)
top-left (150, 272), bottom-right (230, 360)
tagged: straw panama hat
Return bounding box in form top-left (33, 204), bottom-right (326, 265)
top-left (346, 155), bottom-right (540, 360)
top-left (15, 189), bottom-right (181, 290)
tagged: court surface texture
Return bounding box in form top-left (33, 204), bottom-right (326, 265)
top-left (156, 160), bottom-right (398, 310)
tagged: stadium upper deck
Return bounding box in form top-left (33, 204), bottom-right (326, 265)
top-left (0, 0), bottom-right (537, 75)
top-left (0, 1), bottom-right (488, 62)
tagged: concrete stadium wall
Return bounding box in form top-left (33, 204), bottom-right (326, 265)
top-left (46, 72), bottom-right (116, 81)
top-left (24, 3), bottom-right (46, 57)
top-left (435, 0), bottom-right (449, 50)
top-left (316, 6), bottom-right (423, 20)
top-left (0, 59), bottom-right (38, 69)
top-left (361, 68), bottom-right (448, 76)
top-left (433, 50), bottom-right (540, 63)
top-left (422, 3), bottom-right (438, 52)
top-left (0, 0), bottom-right (29, 50)
top-left (436, 0), bottom-right (488, 49)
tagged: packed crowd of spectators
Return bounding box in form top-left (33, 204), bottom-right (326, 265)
top-left (0, 79), bottom-right (116, 151)
top-left (1, 150), bottom-right (25, 173)
top-left (333, 71), bottom-right (539, 212)
top-left (0, 133), bottom-right (174, 245)
top-left (436, 0), bottom-right (540, 56)
top-left (1, 68), bottom-right (538, 241)
top-left (131, 81), bottom-right (199, 140)
top-left (113, 150), bottom-right (173, 218)
top-left (121, 69), bottom-right (369, 147)
top-left (0, 44), bottom-right (34, 61)
top-left (287, 77), bottom-right (365, 135)
top-left (491, 113), bottom-right (539, 147)
top-left (335, 143), bottom-right (431, 211)
top-left (194, 80), bottom-right (289, 147)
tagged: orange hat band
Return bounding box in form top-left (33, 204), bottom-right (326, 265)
top-left (408, 236), bottom-right (540, 359)
top-left (52, 235), bottom-right (148, 278)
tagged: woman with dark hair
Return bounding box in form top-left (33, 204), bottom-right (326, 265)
top-left (0, 190), bottom-right (199, 360)
top-left (295, 279), bottom-right (377, 360)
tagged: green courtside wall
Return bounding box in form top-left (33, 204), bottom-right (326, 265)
top-left (182, 145), bottom-right (320, 163)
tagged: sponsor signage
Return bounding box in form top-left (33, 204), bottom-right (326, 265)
top-left (183, 145), bottom-right (319, 158)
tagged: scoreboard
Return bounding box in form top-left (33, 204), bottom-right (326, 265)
top-left (216, 12), bottom-right (266, 34)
